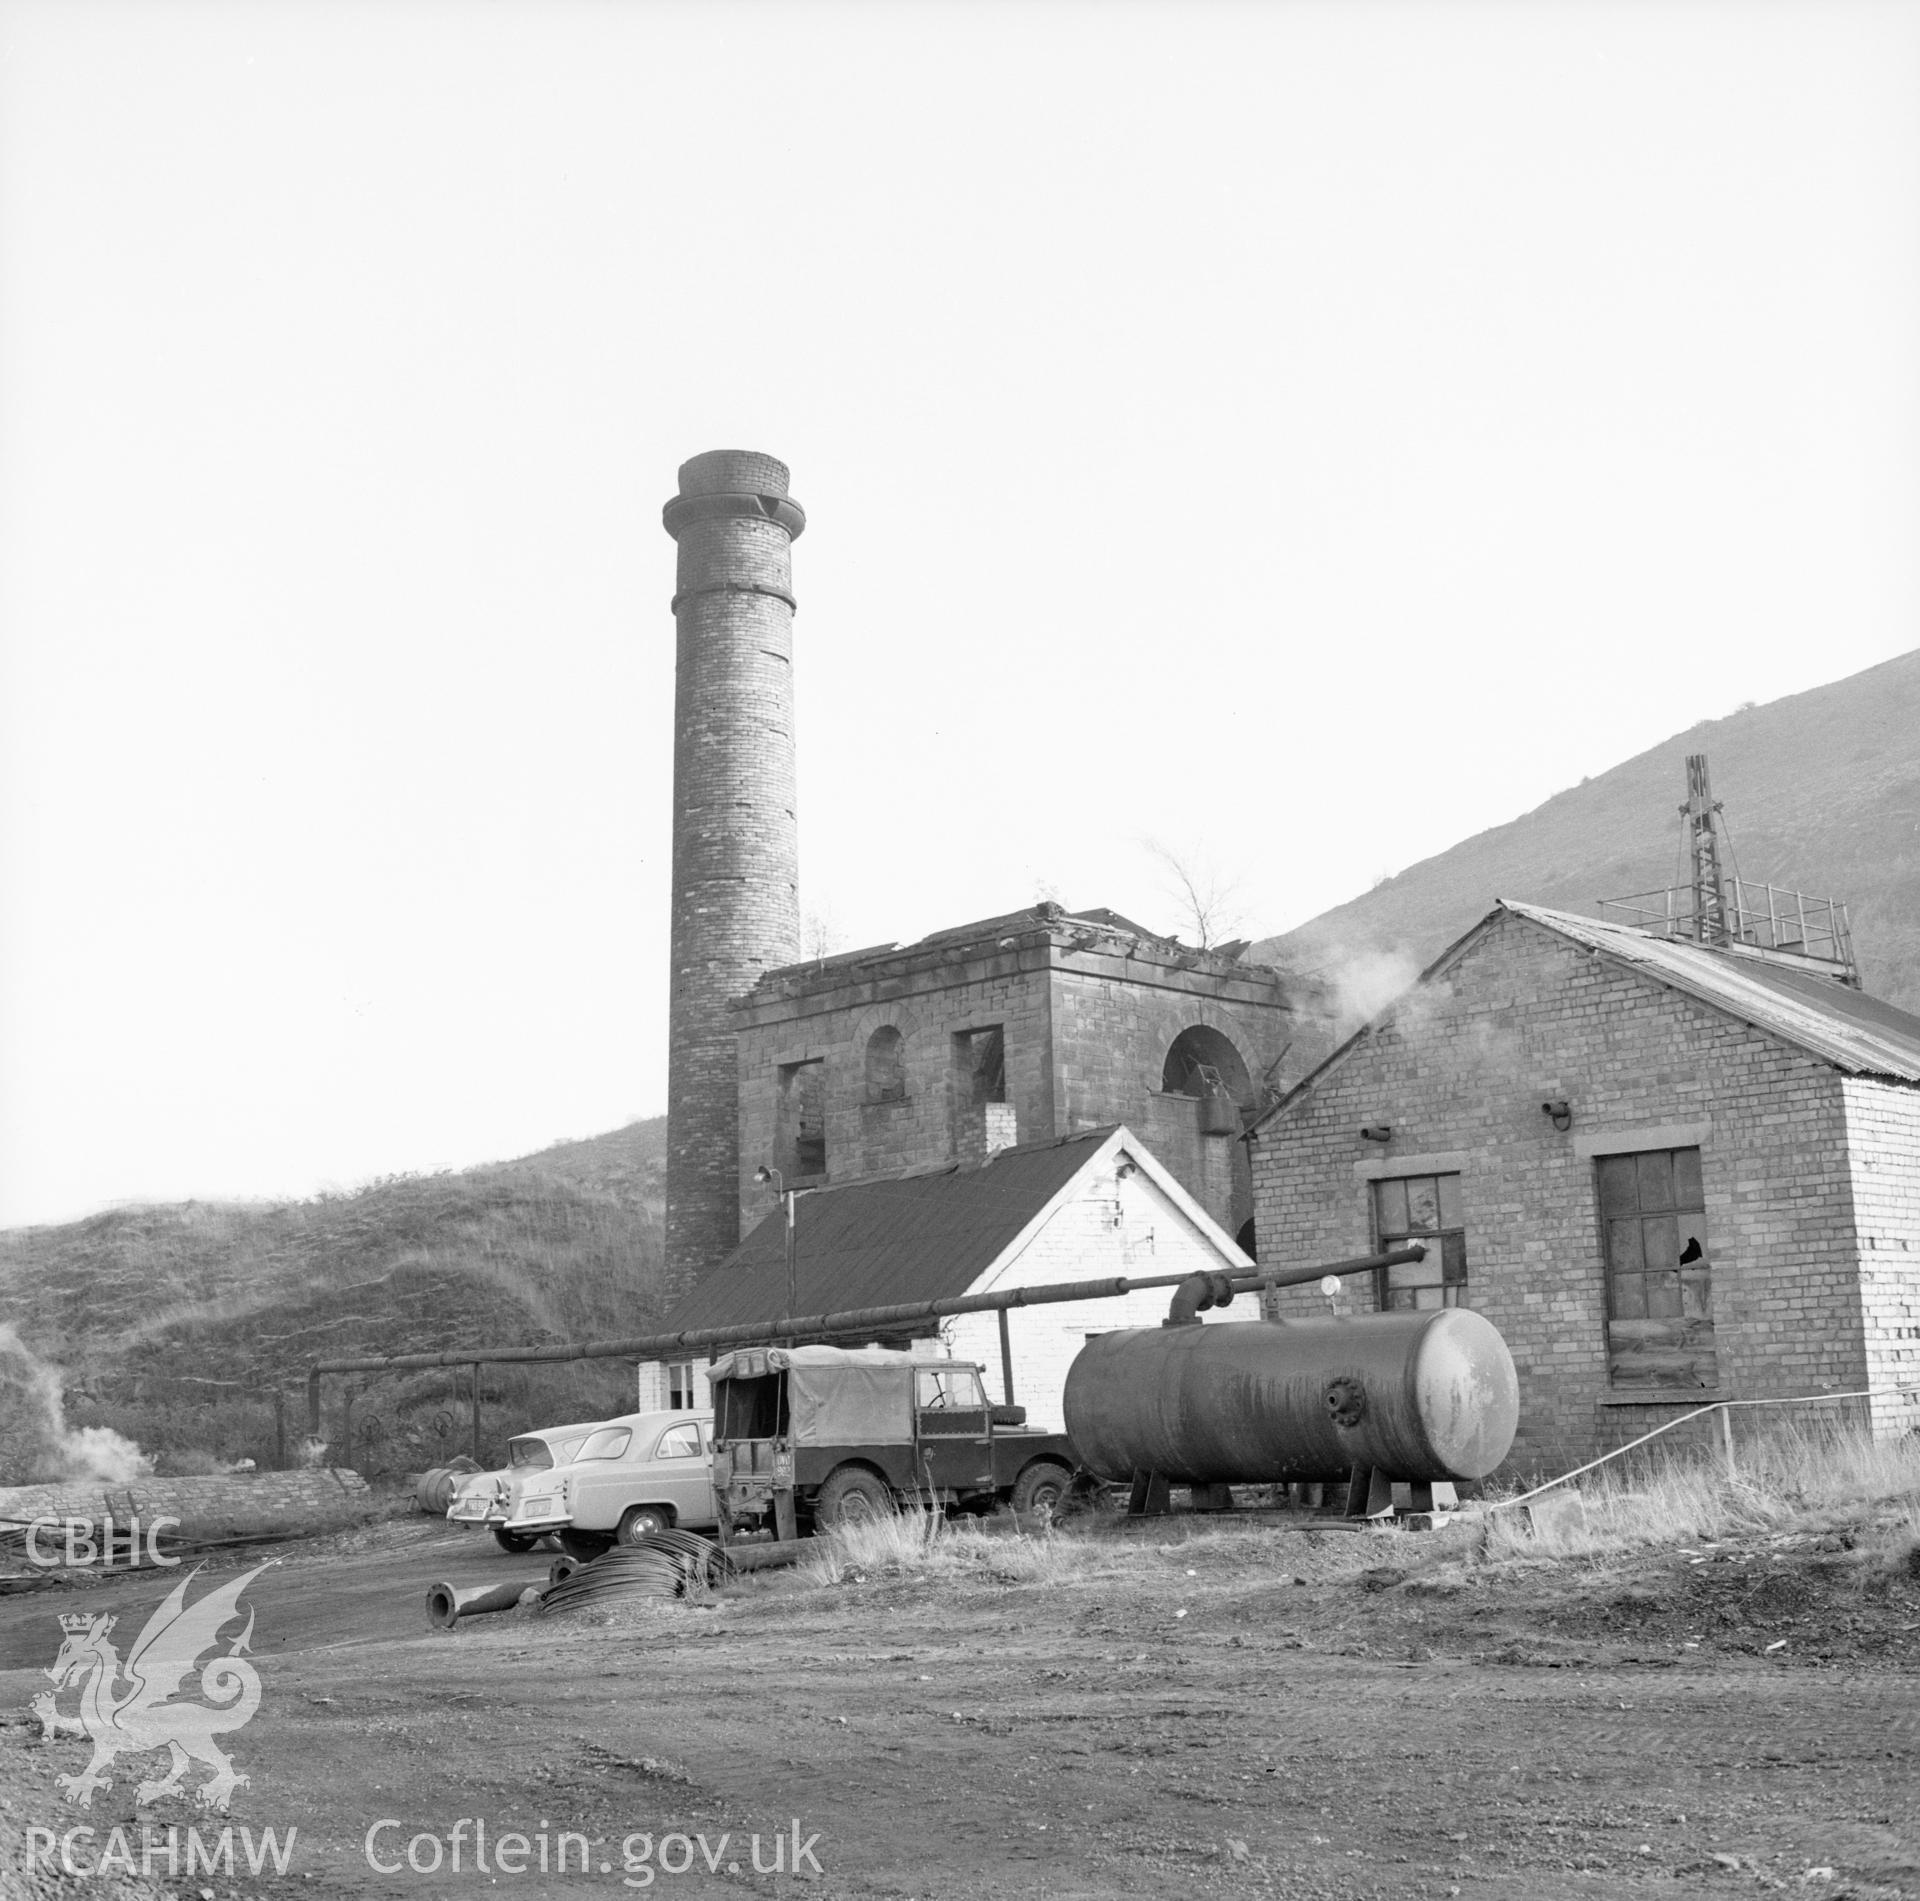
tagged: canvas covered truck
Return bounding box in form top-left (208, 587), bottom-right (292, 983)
top-left (708, 1344), bottom-right (1077, 1543)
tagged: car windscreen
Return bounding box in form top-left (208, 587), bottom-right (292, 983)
top-left (507, 1439), bottom-right (554, 1469)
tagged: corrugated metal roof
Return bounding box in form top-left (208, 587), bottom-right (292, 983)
top-left (1501, 901), bottom-right (1920, 1083)
top-left (660, 1127), bottom-right (1123, 1335)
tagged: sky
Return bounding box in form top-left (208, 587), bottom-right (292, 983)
top-left (2, 0), bottom-right (1916, 1228)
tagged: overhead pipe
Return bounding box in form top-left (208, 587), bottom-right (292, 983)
top-left (308, 1247), bottom-right (1426, 1381)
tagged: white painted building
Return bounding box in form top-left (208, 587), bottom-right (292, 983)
top-left (640, 1125), bottom-right (1255, 1432)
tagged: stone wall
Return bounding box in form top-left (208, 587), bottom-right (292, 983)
top-left (733, 948), bottom-right (1056, 1237)
top-left (1249, 909), bottom-right (1879, 1469)
top-left (1052, 963), bottom-right (1282, 1236)
top-left (732, 910), bottom-right (1314, 1244)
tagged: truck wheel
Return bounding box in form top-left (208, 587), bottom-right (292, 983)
top-left (492, 1527), bottom-right (543, 1554)
top-left (815, 1466), bottom-right (893, 1530)
top-left (616, 1505), bottom-right (672, 1546)
top-left (1011, 1461), bottom-right (1073, 1526)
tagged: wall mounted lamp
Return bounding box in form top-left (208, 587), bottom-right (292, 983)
top-left (1541, 1099), bottom-right (1573, 1133)
top-left (1359, 1124), bottom-right (1394, 1143)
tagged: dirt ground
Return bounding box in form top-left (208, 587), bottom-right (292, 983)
top-left (0, 1508), bottom-right (1915, 1901)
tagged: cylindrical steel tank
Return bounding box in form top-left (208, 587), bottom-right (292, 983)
top-left (1063, 1311), bottom-right (1518, 1485)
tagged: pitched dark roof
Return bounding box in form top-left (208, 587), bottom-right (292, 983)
top-left (660, 1127), bottom-right (1122, 1335)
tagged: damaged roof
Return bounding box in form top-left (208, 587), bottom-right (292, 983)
top-left (659, 1127), bottom-right (1127, 1335)
top-left (1498, 900), bottom-right (1920, 1084)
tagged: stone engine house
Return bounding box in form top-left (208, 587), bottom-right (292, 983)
top-left (733, 902), bottom-right (1314, 1251)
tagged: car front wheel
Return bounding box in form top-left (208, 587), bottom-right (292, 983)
top-left (492, 1527), bottom-right (543, 1554)
top-left (558, 1528), bottom-right (614, 1563)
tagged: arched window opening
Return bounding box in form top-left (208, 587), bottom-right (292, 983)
top-left (1162, 1026), bottom-right (1253, 1137)
top-left (865, 1025), bottom-right (906, 1104)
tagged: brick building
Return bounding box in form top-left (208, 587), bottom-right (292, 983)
top-left (645, 1125), bottom-right (1256, 1426)
top-left (1245, 900), bottom-right (1920, 1468)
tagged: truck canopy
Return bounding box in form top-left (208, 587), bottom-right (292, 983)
top-left (709, 1344), bottom-right (940, 1447)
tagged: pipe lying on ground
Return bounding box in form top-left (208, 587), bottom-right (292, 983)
top-left (425, 1578), bottom-right (539, 1629)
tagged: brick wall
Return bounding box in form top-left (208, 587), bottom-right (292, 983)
top-left (1839, 1075), bottom-right (1920, 1436)
top-left (1250, 909), bottom-right (1875, 1470)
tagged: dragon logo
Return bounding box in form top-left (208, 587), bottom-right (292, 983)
top-left (32, 1562), bottom-right (272, 1811)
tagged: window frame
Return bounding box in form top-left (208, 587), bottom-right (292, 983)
top-left (1595, 1145), bottom-right (1716, 1392)
top-left (1369, 1171), bottom-right (1469, 1312)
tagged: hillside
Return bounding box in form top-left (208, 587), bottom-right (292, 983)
top-left (0, 1118), bottom-right (669, 1484)
top-left (1257, 648), bottom-right (1920, 1016)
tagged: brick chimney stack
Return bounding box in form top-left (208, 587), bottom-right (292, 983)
top-left (661, 451), bottom-right (805, 1293)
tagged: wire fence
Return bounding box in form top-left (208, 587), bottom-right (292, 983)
top-left (1488, 1383), bottom-right (1920, 1513)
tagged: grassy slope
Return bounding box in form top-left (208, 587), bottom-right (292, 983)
top-left (0, 1118), bottom-right (669, 1480)
top-left (1256, 646), bottom-right (1920, 1013)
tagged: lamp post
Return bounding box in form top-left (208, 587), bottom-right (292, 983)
top-left (753, 1165), bottom-right (800, 1321)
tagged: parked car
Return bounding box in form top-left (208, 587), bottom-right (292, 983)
top-left (505, 1411), bottom-right (717, 1560)
top-left (446, 1420), bottom-right (607, 1552)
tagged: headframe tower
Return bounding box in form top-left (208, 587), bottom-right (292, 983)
top-left (661, 451), bottom-right (806, 1292)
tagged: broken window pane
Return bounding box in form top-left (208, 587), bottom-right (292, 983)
top-left (1407, 1177), bottom-right (1442, 1230)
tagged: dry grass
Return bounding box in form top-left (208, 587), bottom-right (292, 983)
top-left (1484, 1419), bottom-right (1920, 1578)
top-left (797, 1512), bottom-right (1156, 1591)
